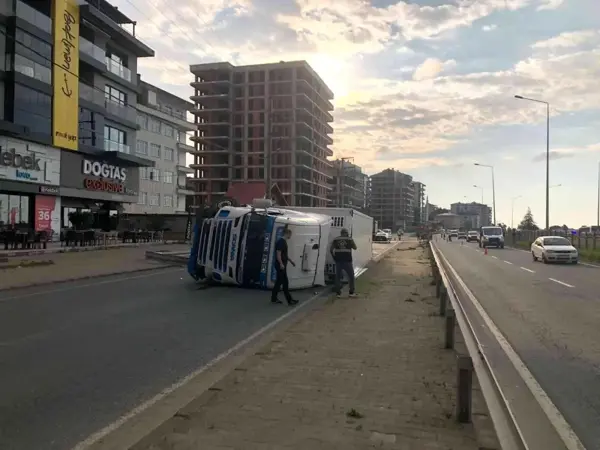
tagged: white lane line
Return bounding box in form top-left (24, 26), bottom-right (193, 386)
top-left (520, 267), bottom-right (535, 273)
top-left (548, 278), bottom-right (575, 288)
top-left (504, 260), bottom-right (513, 265)
top-left (491, 256), bottom-right (498, 259)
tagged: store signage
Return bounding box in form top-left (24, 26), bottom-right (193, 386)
top-left (0, 147), bottom-right (42, 171)
top-left (83, 178), bottom-right (125, 194)
top-left (82, 160), bottom-right (127, 181)
top-left (40, 186), bottom-right (60, 195)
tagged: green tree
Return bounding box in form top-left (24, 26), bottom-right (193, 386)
top-left (518, 208), bottom-right (539, 231)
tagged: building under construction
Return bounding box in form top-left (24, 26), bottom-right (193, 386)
top-left (369, 169), bottom-right (415, 231)
top-left (188, 60), bottom-right (334, 207)
top-left (328, 158), bottom-right (368, 210)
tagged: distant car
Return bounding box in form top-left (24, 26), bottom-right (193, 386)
top-left (467, 230), bottom-right (479, 242)
top-left (449, 229), bottom-right (459, 238)
top-left (479, 226), bottom-right (504, 248)
top-left (457, 231), bottom-right (467, 240)
top-left (531, 236), bottom-right (578, 264)
top-left (374, 229), bottom-right (391, 242)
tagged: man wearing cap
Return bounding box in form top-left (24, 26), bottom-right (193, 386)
top-left (330, 228), bottom-right (357, 298)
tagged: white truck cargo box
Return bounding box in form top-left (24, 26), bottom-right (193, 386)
top-left (286, 207), bottom-right (374, 278)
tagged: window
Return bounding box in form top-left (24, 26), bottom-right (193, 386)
top-left (149, 118), bottom-right (161, 133)
top-left (15, 29), bottom-right (52, 65)
top-left (138, 192), bottom-right (147, 205)
top-left (149, 168), bottom-right (160, 181)
top-left (163, 147), bottom-right (174, 161)
top-left (163, 171), bottom-right (173, 184)
top-left (14, 84), bottom-right (51, 134)
top-left (12, 54), bottom-right (52, 84)
top-left (139, 167), bottom-right (148, 180)
top-left (0, 193), bottom-right (31, 226)
top-left (137, 113), bottom-right (148, 129)
top-left (79, 107), bottom-right (97, 146)
top-left (149, 143), bottom-right (161, 158)
top-left (104, 125), bottom-right (125, 143)
top-left (105, 85), bottom-right (126, 105)
top-left (163, 195), bottom-right (173, 207)
top-left (163, 124), bottom-right (174, 138)
top-left (136, 140), bottom-right (148, 155)
top-left (149, 194), bottom-right (160, 206)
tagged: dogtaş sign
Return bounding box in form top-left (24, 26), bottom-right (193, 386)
top-left (82, 159), bottom-right (131, 194)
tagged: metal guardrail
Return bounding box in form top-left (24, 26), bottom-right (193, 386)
top-left (429, 239), bottom-right (528, 450)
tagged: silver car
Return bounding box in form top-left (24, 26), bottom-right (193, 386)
top-left (531, 236), bottom-right (578, 264)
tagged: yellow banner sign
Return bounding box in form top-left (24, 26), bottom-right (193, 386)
top-left (52, 0), bottom-right (80, 151)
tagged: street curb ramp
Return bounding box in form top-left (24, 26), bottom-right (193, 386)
top-left (77, 240), bottom-right (402, 450)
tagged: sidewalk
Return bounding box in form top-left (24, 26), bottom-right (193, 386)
top-left (0, 244), bottom-right (190, 291)
top-left (132, 242), bottom-right (481, 450)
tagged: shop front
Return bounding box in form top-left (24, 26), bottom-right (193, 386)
top-left (0, 137), bottom-right (62, 238)
top-left (60, 151), bottom-right (140, 230)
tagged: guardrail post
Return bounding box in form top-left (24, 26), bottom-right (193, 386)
top-left (456, 355), bottom-right (473, 423)
top-left (439, 286), bottom-right (447, 316)
top-left (445, 308), bottom-right (455, 349)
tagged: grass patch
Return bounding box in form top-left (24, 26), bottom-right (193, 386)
top-left (0, 259), bottom-right (55, 270)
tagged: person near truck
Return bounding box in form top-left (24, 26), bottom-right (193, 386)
top-left (271, 227), bottom-right (298, 306)
top-left (330, 228), bottom-right (357, 298)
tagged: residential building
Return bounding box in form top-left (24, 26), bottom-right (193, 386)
top-left (188, 60), bottom-right (334, 207)
top-left (0, 0), bottom-right (154, 235)
top-left (328, 158), bottom-right (367, 210)
top-left (369, 169), bottom-right (414, 231)
top-left (450, 202), bottom-right (492, 228)
top-left (126, 79), bottom-right (195, 214)
top-left (411, 181), bottom-right (426, 225)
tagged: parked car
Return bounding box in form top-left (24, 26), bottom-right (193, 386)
top-left (531, 236), bottom-right (578, 264)
top-left (374, 229), bottom-right (391, 242)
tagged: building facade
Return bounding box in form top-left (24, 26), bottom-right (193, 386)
top-left (0, 0), bottom-right (154, 235)
top-left (411, 181), bottom-right (426, 226)
top-left (369, 169), bottom-right (414, 231)
top-left (188, 60), bottom-right (334, 207)
top-left (328, 158), bottom-right (367, 210)
top-left (450, 202), bottom-right (492, 228)
top-left (126, 79), bottom-right (195, 214)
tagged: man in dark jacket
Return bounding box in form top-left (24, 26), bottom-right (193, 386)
top-left (330, 228), bottom-right (357, 298)
top-left (271, 227), bottom-right (298, 306)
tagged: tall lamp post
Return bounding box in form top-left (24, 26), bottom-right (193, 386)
top-left (474, 163), bottom-right (496, 225)
top-left (473, 185), bottom-right (484, 204)
top-left (511, 195), bottom-right (522, 228)
top-left (514, 94), bottom-right (550, 230)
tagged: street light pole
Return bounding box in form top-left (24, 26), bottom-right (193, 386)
top-left (515, 95), bottom-right (550, 230)
top-left (597, 162), bottom-right (600, 228)
top-left (474, 163), bottom-right (496, 225)
top-left (511, 195), bottom-right (522, 228)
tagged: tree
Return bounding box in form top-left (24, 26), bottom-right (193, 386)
top-left (518, 208), bottom-right (539, 231)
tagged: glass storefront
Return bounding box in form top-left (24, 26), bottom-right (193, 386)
top-left (61, 203), bottom-right (120, 230)
top-left (0, 193), bottom-right (32, 227)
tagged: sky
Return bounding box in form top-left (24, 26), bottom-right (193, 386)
top-left (112, 0), bottom-right (600, 228)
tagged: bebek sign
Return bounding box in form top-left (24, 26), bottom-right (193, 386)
top-left (82, 160), bottom-right (127, 181)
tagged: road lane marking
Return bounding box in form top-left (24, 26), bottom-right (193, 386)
top-left (520, 267), bottom-right (535, 273)
top-left (549, 278), bottom-right (574, 288)
top-left (491, 256), bottom-right (498, 259)
top-left (504, 261), bottom-right (513, 265)
top-left (436, 249), bottom-right (585, 450)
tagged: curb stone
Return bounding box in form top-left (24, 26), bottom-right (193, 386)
top-left (0, 263), bottom-right (181, 293)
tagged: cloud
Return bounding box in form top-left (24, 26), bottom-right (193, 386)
top-left (537, 0), bottom-right (564, 10)
top-left (482, 24), bottom-right (497, 32)
top-left (532, 30), bottom-right (600, 51)
top-left (412, 58), bottom-right (456, 80)
top-left (531, 151), bottom-right (575, 162)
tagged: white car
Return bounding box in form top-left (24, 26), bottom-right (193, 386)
top-left (531, 236), bottom-right (578, 264)
top-left (374, 229), bottom-right (392, 242)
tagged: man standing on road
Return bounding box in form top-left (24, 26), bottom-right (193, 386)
top-left (271, 227), bottom-right (298, 306)
top-left (331, 228), bottom-right (357, 298)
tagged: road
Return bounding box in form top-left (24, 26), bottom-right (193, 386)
top-left (0, 267), bottom-right (326, 450)
top-left (436, 238), bottom-right (600, 449)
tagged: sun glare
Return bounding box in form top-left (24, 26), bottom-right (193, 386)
top-left (307, 55), bottom-right (354, 105)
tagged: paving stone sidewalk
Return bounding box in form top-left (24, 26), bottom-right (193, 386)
top-left (0, 244), bottom-right (190, 290)
top-left (132, 242), bottom-right (481, 450)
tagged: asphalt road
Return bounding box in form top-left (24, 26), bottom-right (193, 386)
top-left (436, 238), bottom-right (600, 449)
top-left (0, 268), bottom-right (325, 450)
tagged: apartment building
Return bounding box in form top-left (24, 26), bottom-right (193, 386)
top-left (369, 169), bottom-right (414, 231)
top-left (188, 60), bottom-right (334, 207)
top-left (412, 181), bottom-right (426, 225)
top-left (0, 0), bottom-right (153, 234)
top-left (328, 158), bottom-right (368, 210)
top-left (126, 79), bottom-right (195, 214)
top-left (450, 202), bottom-right (492, 228)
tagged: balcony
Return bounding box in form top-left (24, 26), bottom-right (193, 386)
top-left (176, 142), bottom-right (196, 153)
top-left (137, 103), bottom-right (195, 131)
top-left (106, 59), bottom-right (132, 83)
top-left (8, 53), bottom-right (51, 84)
top-left (176, 184), bottom-right (195, 195)
top-left (105, 98), bottom-right (137, 124)
top-left (177, 164), bottom-right (194, 174)
top-left (10, 0), bottom-right (52, 34)
top-left (190, 105), bottom-right (231, 115)
top-left (79, 82), bottom-right (104, 106)
top-left (104, 139), bottom-right (130, 154)
top-left (189, 93), bottom-right (229, 102)
top-left (80, 37), bottom-right (105, 64)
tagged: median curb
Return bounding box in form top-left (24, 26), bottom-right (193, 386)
top-left (77, 240), bottom-right (402, 450)
top-left (145, 251), bottom-right (189, 265)
top-left (0, 263), bottom-right (181, 293)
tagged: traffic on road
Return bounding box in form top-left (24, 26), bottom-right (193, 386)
top-left (435, 235), bottom-right (600, 449)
